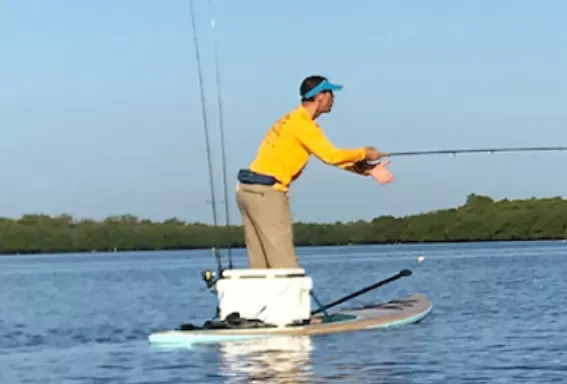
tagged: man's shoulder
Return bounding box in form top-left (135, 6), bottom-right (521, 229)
top-left (278, 105), bottom-right (303, 120)
top-left (290, 105), bottom-right (312, 119)
top-left (279, 105), bottom-right (319, 128)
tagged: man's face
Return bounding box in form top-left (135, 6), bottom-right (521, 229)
top-left (316, 90), bottom-right (335, 114)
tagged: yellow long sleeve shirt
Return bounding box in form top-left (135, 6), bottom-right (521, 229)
top-left (248, 105), bottom-right (367, 192)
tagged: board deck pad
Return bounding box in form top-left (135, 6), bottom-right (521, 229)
top-left (148, 294), bottom-right (432, 346)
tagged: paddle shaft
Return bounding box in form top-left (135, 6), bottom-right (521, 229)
top-left (311, 269), bottom-right (411, 316)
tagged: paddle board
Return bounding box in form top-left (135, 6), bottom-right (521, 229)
top-left (148, 293), bottom-right (432, 346)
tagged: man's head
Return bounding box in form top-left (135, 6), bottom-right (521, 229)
top-left (299, 75), bottom-right (343, 118)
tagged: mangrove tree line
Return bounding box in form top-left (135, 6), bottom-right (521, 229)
top-left (1, 194), bottom-right (566, 254)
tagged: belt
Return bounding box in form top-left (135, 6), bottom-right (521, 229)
top-left (237, 169), bottom-right (279, 186)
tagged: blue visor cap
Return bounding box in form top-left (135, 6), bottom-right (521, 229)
top-left (302, 79), bottom-right (343, 99)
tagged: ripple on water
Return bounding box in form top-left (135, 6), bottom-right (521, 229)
top-left (1, 242), bottom-right (567, 383)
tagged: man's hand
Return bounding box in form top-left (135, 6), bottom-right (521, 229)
top-left (370, 160), bottom-right (394, 184)
top-left (341, 160), bottom-right (376, 176)
top-left (365, 147), bottom-right (386, 161)
top-left (339, 157), bottom-right (394, 184)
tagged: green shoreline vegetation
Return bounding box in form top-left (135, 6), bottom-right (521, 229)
top-left (1, 194), bottom-right (566, 255)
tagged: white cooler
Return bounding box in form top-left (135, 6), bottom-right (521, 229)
top-left (215, 268), bottom-right (313, 327)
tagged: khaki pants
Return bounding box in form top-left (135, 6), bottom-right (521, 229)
top-left (235, 183), bottom-right (300, 269)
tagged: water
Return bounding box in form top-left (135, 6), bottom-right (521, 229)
top-left (1, 241), bottom-right (566, 383)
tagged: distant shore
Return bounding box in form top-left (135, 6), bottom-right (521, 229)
top-left (1, 238), bottom-right (565, 257)
top-left (1, 193), bottom-right (566, 255)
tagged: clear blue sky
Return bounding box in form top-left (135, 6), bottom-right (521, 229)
top-left (1, 0), bottom-right (566, 224)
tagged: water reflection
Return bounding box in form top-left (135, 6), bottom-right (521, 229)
top-left (218, 335), bottom-right (313, 383)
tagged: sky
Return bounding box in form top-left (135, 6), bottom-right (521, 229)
top-left (1, 0), bottom-right (566, 224)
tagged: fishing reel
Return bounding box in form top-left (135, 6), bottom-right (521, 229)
top-left (201, 269), bottom-right (217, 290)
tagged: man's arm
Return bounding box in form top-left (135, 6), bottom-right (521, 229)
top-left (293, 121), bottom-right (367, 165)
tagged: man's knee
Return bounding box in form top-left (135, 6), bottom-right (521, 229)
top-left (263, 229), bottom-right (298, 268)
top-left (268, 256), bottom-right (300, 269)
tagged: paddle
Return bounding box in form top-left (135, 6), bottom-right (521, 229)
top-left (311, 269), bottom-right (412, 316)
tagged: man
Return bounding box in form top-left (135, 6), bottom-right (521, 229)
top-left (236, 75), bottom-right (386, 270)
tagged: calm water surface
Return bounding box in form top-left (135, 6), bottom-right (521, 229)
top-left (1, 241), bottom-right (566, 383)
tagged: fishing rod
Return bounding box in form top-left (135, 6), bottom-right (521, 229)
top-left (311, 269), bottom-right (412, 316)
top-left (208, 0), bottom-right (233, 269)
top-left (189, 0), bottom-right (222, 277)
top-left (382, 146), bottom-right (567, 158)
